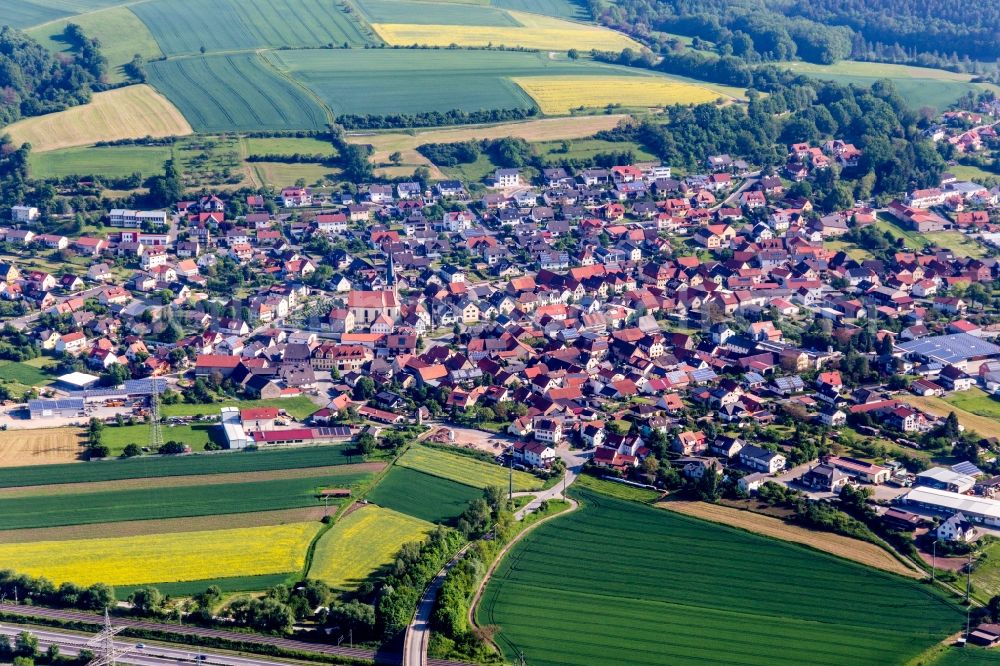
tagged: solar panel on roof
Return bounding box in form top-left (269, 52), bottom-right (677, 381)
top-left (898, 333), bottom-right (1000, 364)
top-left (952, 461), bottom-right (983, 477)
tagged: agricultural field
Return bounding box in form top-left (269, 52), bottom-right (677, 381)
top-left (535, 137), bottom-right (657, 163)
top-left (130, 0), bottom-right (373, 56)
top-left (397, 445), bottom-right (542, 491)
top-left (366, 466), bottom-right (481, 524)
top-left (478, 488), bottom-right (962, 666)
top-left (659, 500), bottom-right (917, 577)
top-left (0, 445), bottom-right (360, 489)
top-left (310, 505), bottom-right (433, 590)
top-left (355, 0), bottom-right (519, 26)
top-left (160, 395), bottom-right (318, 420)
top-left (874, 216), bottom-right (984, 258)
top-left (116, 573), bottom-right (297, 598)
top-left (250, 162), bottom-right (340, 189)
top-left (940, 388), bottom-right (1000, 419)
top-left (29, 144), bottom-right (172, 180)
top-left (147, 54), bottom-right (329, 133)
top-left (514, 74), bottom-right (727, 114)
top-left (371, 11), bottom-right (640, 51)
top-left (901, 393), bottom-right (1000, 439)
top-left (970, 540), bottom-right (1000, 601)
top-left (0, 522), bottom-right (320, 587)
top-left (490, 0), bottom-right (588, 20)
top-left (934, 647), bottom-right (1000, 665)
top-left (0, 360), bottom-right (54, 385)
top-left (27, 6), bottom-right (162, 83)
top-left (0, 472), bottom-right (372, 530)
top-left (779, 60), bottom-right (988, 112)
top-left (4, 84), bottom-right (192, 152)
top-left (0, 428), bottom-right (84, 468)
top-left (354, 115), bottom-right (626, 174)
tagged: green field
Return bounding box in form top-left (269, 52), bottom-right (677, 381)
top-left (251, 162), bottom-right (339, 188)
top-left (398, 445), bottom-right (542, 491)
top-left (27, 6), bottom-right (163, 83)
top-left (0, 473), bottom-right (371, 531)
top-left (244, 136), bottom-right (336, 156)
top-left (0, 445), bottom-right (360, 489)
top-left (780, 60), bottom-right (982, 112)
top-left (101, 423), bottom-right (225, 456)
top-left (490, 0), bottom-right (588, 20)
top-left (478, 487), bottom-right (962, 666)
top-left (942, 389), bottom-right (1000, 419)
top-left (535, 137), bottom-right (656, 163)
top-left (356, 0), bottom-right (518, 25)
top-left (115, 572), bottom-right (296, 598)
top-left (366, 466), bottom-right (481, 524)
top-left (160, 395), bottom-right (318, 420)
top-left (270, 49), bottom-right (650, 117)
top-left (30, 144), bottom-right (172, 180)
top-left (875, 216), bottom-right (985, 258)
top-left (310, 505), bottom-right (433, 590)
top-left (2, 0), bottom-right (74, 28)
top-left (147, 54), bottom-right (329, 132)
top-left (0, 360), bottom-right (53, 386)
top-left (935, 647), bottom-right (1000, 665)
top-left (131, 0), bottom-right (372, 56)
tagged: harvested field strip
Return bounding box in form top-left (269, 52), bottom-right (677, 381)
top-left (0, 507), bottom-right (328, 543)
top-left (398, 445), bottom-right (541, 491)
top-left (0, 473), bottom-right (372, 531)
top-left (0, 445), bottom-right (358, 489)
top-left (4, 84), bottom-right (192, 152)
top-left (515, 75), bottom-right (730, 114)
top-left (0, 522), bottom-right (321, 587)
top-left (901, 395), bottom-right (1000, 439)
top-left (0, 462), bottom-right (384, 499)
top-left (0, 428), bottom-right (84, 468)
top-left (350, 114), bottom-right (626, 165)
top-left (657, 500), bottom-right (917, 577)
top-left (366, 466), bottom-right (481, 524)
top-left (478, 487), bottom-right (961, 666)
top-left (371, 11), bottom-right (641, 51)
top-left (310, 505), bottom-right (434, 590)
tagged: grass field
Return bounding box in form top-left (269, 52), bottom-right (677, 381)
top-left (356, 0), bottom-right (519, 25)
top-left (971, 540), bottom-right (1000, 601)
top-left (1, 0), bottom-right (75, 28)
top-left (0, 472), bottom-right (371, 531)
top-left (934, 647), bottom-right (1000, 665)
top-left (0, 445), bottom-right (361, 489)
top-left (147, 54), bottom-right (329, 133)
top-left (250, 162), bottom-right (340, 188)
top-left (366, 466), bottom-right (481, 524)
top-left (372, 11), bottom-right (640, 51)
top-left (0, 428), bottom-right (84, 468)
top-left (131, 0), bottom-right (373, 56)
top-left (941, 388), bottom-right (1000, 419)
top-left (244, 136), bottom-right (336, 156)
top-left (573, 473), bottom-right (661, 502)
top-left (659, 500), bottom-right (917, 577)
top-left (5, 84), bottom-right (191, 152)
top-left (0, 522), bottom-right (321, 587)
top-left (874, 216), bottom-right (984, 257)
top-left (478, 487), bottom-right (962, 666)
top-left (310, 505), bottom-right (433, 589)
top-left (101, 423), bottom-right (225, 456)
top-left (950, 164), bottom-right (1000, 182)
top-left (780, 60), bottom-right (982, 112)
top-left (27, 6), bottom-right (162, 83)
top-left (901, 393), bottom-right (1000, 439)
top-left (491, 0), bottom-right (588, 20)
top-left (0, 360), bottom-right (53, 385)
top-left (535, 137), bottom-right (656, 163)
top-left (29, 144), bottom-right (172, 180)
top-left (160, 395), bottom-right (318, 420)
top-left (398, 445), bottom-right (542, 491)
top-left (115, 573), bottom-right (297, 598)
top-left (514, 74), bottom-right (726, 113)
top-left (824, 239), bottom-right (874, 261)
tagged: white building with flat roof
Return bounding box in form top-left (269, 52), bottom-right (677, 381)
top-left (110, 209), bottom-right (168, 228)
top-left (221, 406), bottom-right (250, 449)
top-left (903, 486), bottom-right (1000, 527)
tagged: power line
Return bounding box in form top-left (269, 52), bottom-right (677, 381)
top-left (86, 609), bottom-right (134, 666)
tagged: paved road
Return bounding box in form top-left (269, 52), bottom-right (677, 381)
top-left (0, 625), bottom-right (298, 666)
top-left (709, 172), bottom-right (761, 213)
top-left (516, 444), bottom-right (589, 520)
top-left (402, 545), bottom-right (472, 666)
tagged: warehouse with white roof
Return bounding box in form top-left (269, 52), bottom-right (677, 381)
top-left (902, 486), bottom-right (1000, 527)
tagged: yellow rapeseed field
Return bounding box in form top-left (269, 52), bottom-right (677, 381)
top-left (0, 522), bottom-right (320, 586)
top-left (5, 84), bottom-right (192, 153)
top-left (514, 75), bottom-right (725, 114)
top-left (372, 12), bottom-right (640, 52)
top-left (310, 506), bottom-right (433, 590)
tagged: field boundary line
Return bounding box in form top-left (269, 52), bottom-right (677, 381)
top-left (257, 49), bottom-right (336, 126)
top-left (467, 497), bottom-right (579, 645)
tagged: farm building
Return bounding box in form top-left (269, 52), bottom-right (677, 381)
top-left (221, 407), bottom-right (250, 449)
top-left (28, 398), bottom-right (85, 419)
top-left (897, 333), bottom-right (1000, 370)
top-left (56, 372), bottom-right (101, 391)
top-left (902, 486), bottom-right (1000, 527)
